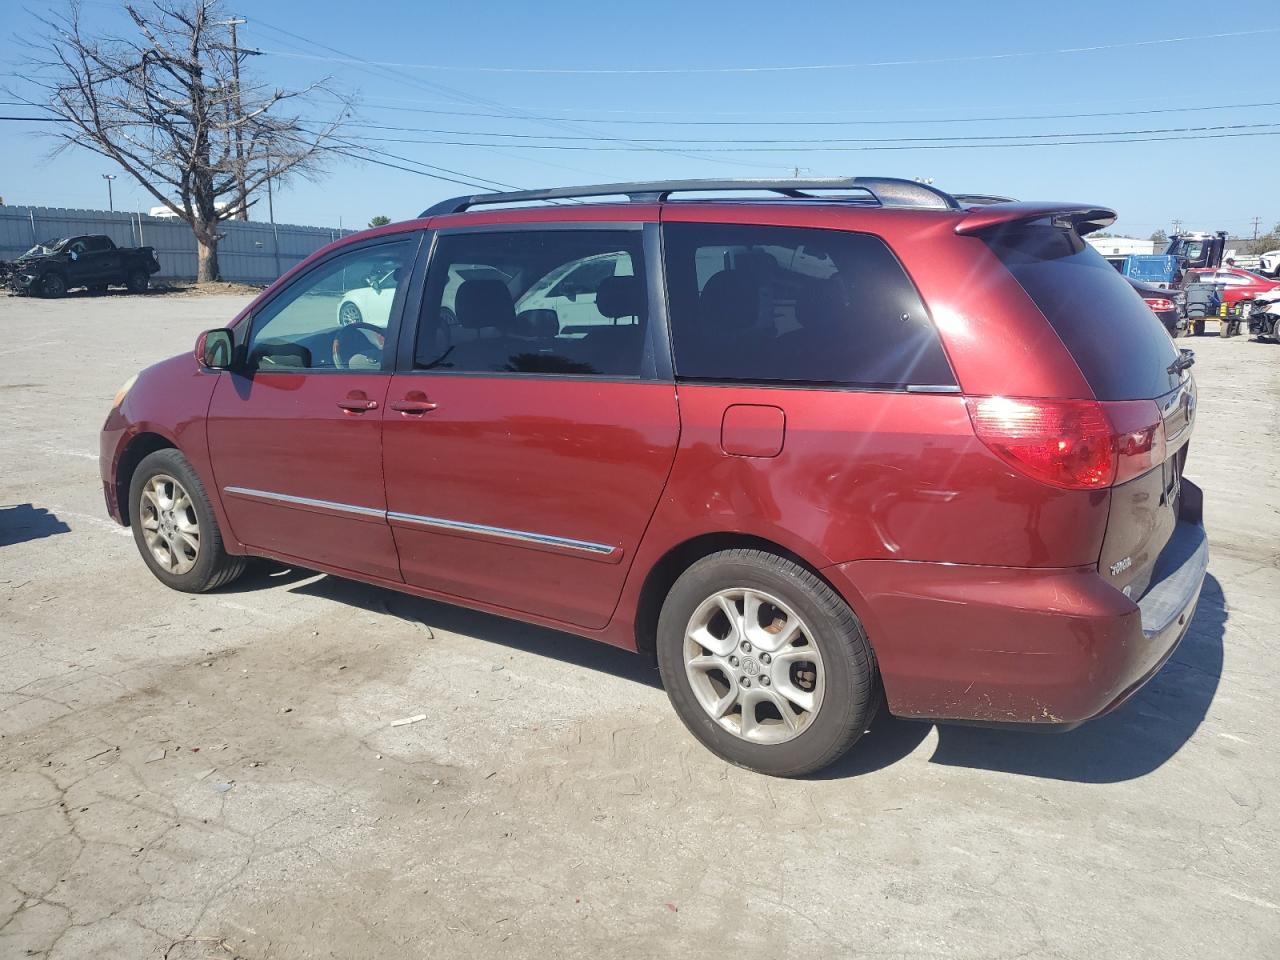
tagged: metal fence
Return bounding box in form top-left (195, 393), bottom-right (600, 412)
top-left (0, 205), bottom-right (353, 284)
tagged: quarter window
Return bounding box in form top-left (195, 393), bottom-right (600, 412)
top-left (245, 239), bottom-right (414, 371)
top-left (416, 230), bottom-right (647, 377)
top-left (662, 223), bottom-right (954, 388)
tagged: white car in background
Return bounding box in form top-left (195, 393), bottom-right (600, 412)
top-left (1259, 250), bottom-right (1280, 279)
top-left (336, 262), bottom-right (401, 327)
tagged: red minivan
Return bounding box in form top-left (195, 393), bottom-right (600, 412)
top-left (100, 178), bottom-right (1208, 776)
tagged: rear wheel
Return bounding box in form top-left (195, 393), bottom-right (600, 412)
top-left (656, 549), bottom-right (877, 777)
top-left (1193, 318), bottom-right (1205, 336)
top-left (129, 449), bottom-right (245, 592)
top-left (41, 273), bottom-right (67, 298)
top-left (126, 268), bottom-right (149, 294)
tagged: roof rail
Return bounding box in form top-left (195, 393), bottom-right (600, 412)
top-left (420, 177), bottom-right (961, 217)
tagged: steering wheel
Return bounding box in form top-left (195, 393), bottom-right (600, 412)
top-left (331, 321), bottom-right (386, 369)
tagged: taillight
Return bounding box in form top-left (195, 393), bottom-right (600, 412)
top-left (966, 397), bottom-right (1166, 490)
top-left (1143, 297), bottom-right (1175, 312)
top-left (1105, 399), bottom-right (1166, 484)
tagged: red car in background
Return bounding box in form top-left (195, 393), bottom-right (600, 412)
top-left (99, 177), bottom-right (1209, 776)
top-left (1187, 266), bottom-right (1280, 306)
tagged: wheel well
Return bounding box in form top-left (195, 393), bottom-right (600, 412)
top-left (115, 432), bottom-right (175, 524)
top-left (632, 533), bottom-right (827, 659)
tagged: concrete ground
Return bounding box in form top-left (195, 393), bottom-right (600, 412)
top-left (1, 290), bottom-right (1277, 960)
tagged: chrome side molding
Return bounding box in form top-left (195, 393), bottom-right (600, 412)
top-left (222, 485), bottom-right (618, 559)
top-left (223, 485), bottom-right (385, 519)
top-left (387, 511), bottom-right (618, 558)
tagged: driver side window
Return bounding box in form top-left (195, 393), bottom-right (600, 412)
top-left (246, 239), bottom-right (415, 372)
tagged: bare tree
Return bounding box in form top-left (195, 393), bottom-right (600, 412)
top-left (24, 0), bottom-right (350, 281)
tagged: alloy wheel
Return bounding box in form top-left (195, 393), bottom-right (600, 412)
top-left (683, 587), bottom-right (825, 744)
top-left (139, 473), bottom-right (201, 575)
top-left (339, 302), bottom-right (362, 325)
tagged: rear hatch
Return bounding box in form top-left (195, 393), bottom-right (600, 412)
top-left (981, 220), bottom-right (1196, 600)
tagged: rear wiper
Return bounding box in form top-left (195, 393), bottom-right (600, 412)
top-left (1168, 348), bottom-right (1195, 375)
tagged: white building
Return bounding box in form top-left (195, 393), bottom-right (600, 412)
top-left (148, 201), bottom-right (235, 219)
top-left (1086, 236), bottom-right (1156, 258)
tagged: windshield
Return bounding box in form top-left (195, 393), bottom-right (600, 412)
top-left (22, 238), bottom-right (68, 257)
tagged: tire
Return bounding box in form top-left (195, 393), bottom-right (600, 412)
top-left (655, 549), bottom-right (877, 777)
top-left (128, 449), bottom-right (246, 593)
top-left (338, 300), bottom-right (362, 326)
top-left (1193, 318), bottom-right (1205, 337)
top-left (126, 268), bottom-right (149, 294)
top-left (41, 272), bottom-right (67, 298)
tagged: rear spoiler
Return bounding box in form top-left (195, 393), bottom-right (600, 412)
top-left (955, 201), bottom-right (1117, 238)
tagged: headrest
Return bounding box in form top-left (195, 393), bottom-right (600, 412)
top-left (514, 308), bottom-right (559, 339)
top-left (596, 275), bottom-right (642, 319)
top-left (699, 270), bottom-right (759, 323)
top-left (455, 278), bottom-right (515, 331)
top-left (797, 278), bottom-right (850, 331)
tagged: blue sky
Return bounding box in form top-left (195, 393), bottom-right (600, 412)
top-left (2, 0), bottom-right (1278, 238)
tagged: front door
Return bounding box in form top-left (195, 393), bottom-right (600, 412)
top-left (382, 225), bottom-right (679, 629)
top-left (206, 236), bottom-right (420, 581)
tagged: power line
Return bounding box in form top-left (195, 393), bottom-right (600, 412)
top-left (315, 127), bottom-right (1280, 153)
top-left (317, 119), bottom-right (1280, 146)
top-left (249, 20), bottom-right (775, 172)
top-left (314, 97), bottom-right (1280, 128)
top-left (252, 26), bottom-right (1280, 75)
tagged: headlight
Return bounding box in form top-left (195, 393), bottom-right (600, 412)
top-left (112, 373), bottom-right (138, 408)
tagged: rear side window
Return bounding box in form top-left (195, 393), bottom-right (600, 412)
top-left (663, 223), bottom-right (954, 388)
top-left (416, 230), bottom-right (647, 377)
top-left (984, 223), bottom-right (1180, 401)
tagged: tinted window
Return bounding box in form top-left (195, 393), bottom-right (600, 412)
top-left (985, 222), bottom-right (1180, 401)
top-left (416, 230), bottom-right (647, 377)
top-left (663, 223), bottom-right (954, 388)
top-left (85, 237), bottom-right (113, 252)
top-left (247, 239), bottom-right (414, 371)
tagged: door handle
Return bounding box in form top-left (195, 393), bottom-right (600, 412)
top-left (336, 392), bottom-right (379, 413)
top-left (389, 391), bottom-right (438, 414)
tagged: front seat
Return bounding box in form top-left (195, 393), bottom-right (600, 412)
top-left (448, 278), bottom-right (517, 371)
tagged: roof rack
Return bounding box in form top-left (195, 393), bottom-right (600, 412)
top-left (420, 177), bottom-right (961, 217)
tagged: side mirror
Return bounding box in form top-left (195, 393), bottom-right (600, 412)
top-left (196, 328), bottom-right (235, 369)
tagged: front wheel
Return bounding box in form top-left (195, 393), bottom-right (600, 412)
top-left (126, 268), bottom-right (149, 293)
top-left (656, 549), bottom-right (878, 777)
top-left (129, 449), bottom-right (245, 592)
top-left (41, 273), bottom-right (67, 298)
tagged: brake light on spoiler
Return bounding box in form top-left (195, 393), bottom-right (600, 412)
top-left (966, 397), bottom-right (1166, 490)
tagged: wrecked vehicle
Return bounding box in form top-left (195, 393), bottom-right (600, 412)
top-left (6, 235), bottom-right (161, 297)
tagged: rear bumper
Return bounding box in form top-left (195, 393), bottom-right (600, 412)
top-left (827, 483), bottom-right (1208, 727)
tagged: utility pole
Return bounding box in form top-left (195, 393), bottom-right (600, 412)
top-left (1251, 217), bottom-right (1262, 240)
top-left (220, 17), bottom-right (249, 221)
top-left (1172, 219), bottom-right (1183, 235)
top-left (265, 149), bottom-right (281, 279)
top-left (101, 173), bottom-right (116, 212)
